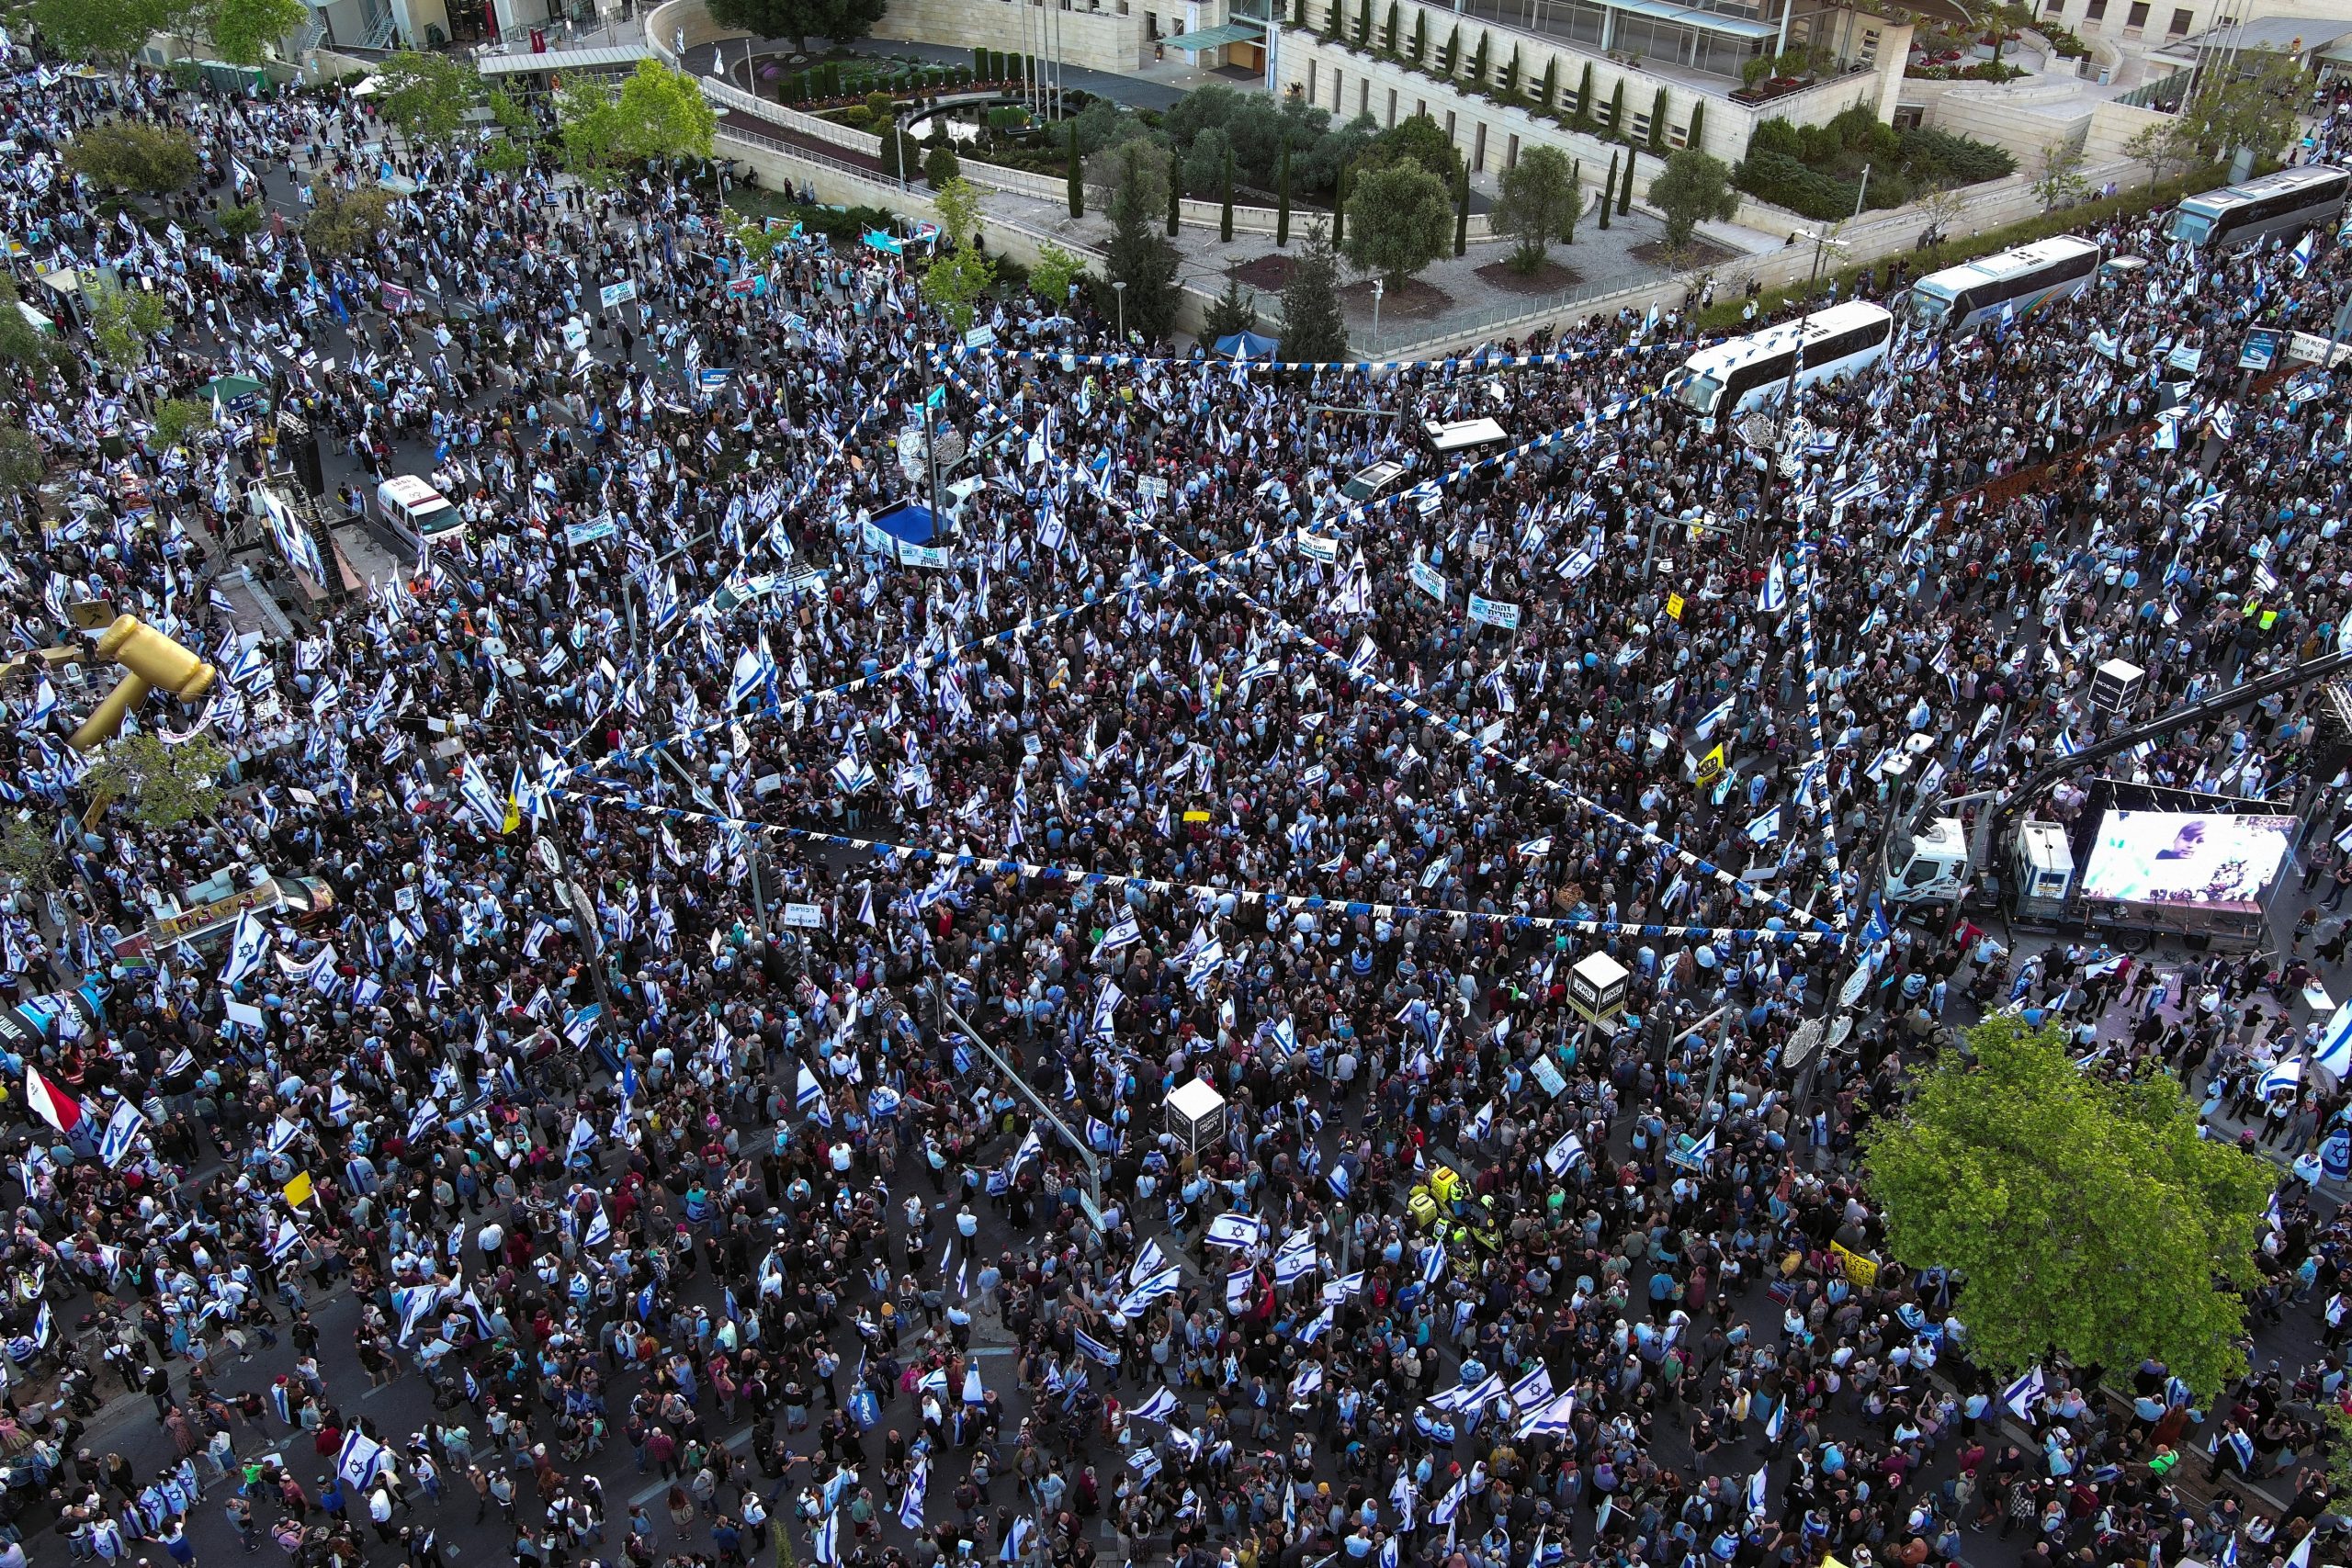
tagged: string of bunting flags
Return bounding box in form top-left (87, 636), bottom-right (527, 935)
top-left (548, 784), bottom-right (1839, 945)
top-left (1782, 546), bottom-right (1853, 932)
top-left (925, 356), bottom-right (1846, 946)
top-left (944, 339), bottom-right (1683, 377)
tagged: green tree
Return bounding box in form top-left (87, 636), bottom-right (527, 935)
top-left (152, 398), bottom-right (213, 452)
top-left (215, 200), bottom-right (265, 241)
top-left (85, 733), bottom-right (228, 830)
top-left (1201, 277), bottom-right (1260, 341)
top-left (707, 0), bottom-right (888, 53)
top-left (918, 176), bottom-right (994, 332)
top-left (2172, 46), bottom-right (2306, 158)
top-left (1275, 143), bottom-right (1292, 246)
top-left (0, 815), bottom-right (58, 892)
top-left (1687, 100), bottom-right (1706, 155)
top-left (1277, 219), bottom-right (1349, 362)
top-left (1029, 241), bottom-right (1086, 307)
top-left (924, 144), bottom-right (961, 186)
top-left (2122, 119), bottom-right (2185, 192)
top-left (1067, 122), bottom-right (1084, 219)
top-left (1219, 148), bottom-right (1235, 242)
top-left (1469, 31), bottom-right (1487, 83)
top-left (64, 123), bottom-right (199, 195)
top-left (302, 186), bottom-right (395, 258)
top-left (1537, 59), bottom-right (1555, 110)
top-left (557, 61), bottom-right (717, 186)
top-left (1322, 0), bottom-right (1342, 42)
top-left (186, 0), bottom-right (309, 64)
top-left (1439, 22), bottom-right (1458, 73)
top-left (1501, 44), bottom-right (1520, 97)
top-left (1099, 141), bottom-right (1181, 341)
top-left (85, 279), bottom-right (168, 370)
top-left (1410, 10), bottom-right (1425, 62)
top-left (1353, 0), bottom-right (1369, 49)
top-left (0, 279), bottom-right (65, 377)
top-left (1646, 147), bottom-right (1737, 252)
top-left (374, 49), bottom-right (489, 145)
top-left (1599, 151), bottom-right (1616, 230)
top-left (1342, 160), bottom-right (1451, 288)
top-left (1383, 1), bottom-right (1397, 52)
top-left (1366, 113), bottom-right (1458, 184)
top-left (28, 0), bottom-right (177, 64)
top-left (1562, 158), bottom-right (1580, 244)
top-left (1166, 162), bottom-right (1181, 236)
top-left (1863, 1017), bottom-right (2272, 1398)
top-left (1495, 144), bottom-right (1577, 273)
top-left (2030, 140), bottom-right (2089, 211)
top-left (0, 426), bottom-right (41, 495)
top-left (1649, 87), bottom-right (1668, 152)
top-left (1574, 62), bottom-right (1595, 129)
top-left (1607, 78), bottom-right (1625, 136)
top-left (1453, 162), bottom-right (1468, 256)
top-left (1332, 160), bottom-right (1349, 247)
top-left (1618, 150), bottom-right (1633, 214)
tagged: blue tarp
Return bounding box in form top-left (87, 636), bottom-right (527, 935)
top-left (872, 502), bottom-right (937, 546)
top-left (1216, 331), bottom-right (1280, 359)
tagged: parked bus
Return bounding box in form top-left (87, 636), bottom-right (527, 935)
top-left (1905, 236), bottom-right (2100, 334)
top-left (2165, 165), bottom-right (2350, 250)
top-left (1663, 302), bottom-right (1895, 422)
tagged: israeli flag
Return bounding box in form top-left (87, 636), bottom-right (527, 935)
top-left (1272, 1229), bottom-right (1318, 1286)
top-left (1746, 806), bottom-right (1781, 844)
top-left (1073, 1326), bottom-right (1121, 1365)
top-left (1001, 1517), bottom-right (1034, 1562)
top-left (1757, 553), bottom-right (1788, 613)
top-left (1420, 1241), bottom-right (1447, 1288)
top-left (220, 910), bottom-right (272, 987)
top-left (1747, 1466), bottom-right (1769, 1518)
top-left (2261, 1056), bottom-right (2308, 1100)
top-left (1128, 1239), bottom-right (1170, 1288)
top-left (1326, 1162), bottom-right (1351, 1200)
top-left (2001, 1364), bottom-right (2046, 1421)
top-left (1131, 1386), bottom-right (1181, 1424)
top-left (1692, 694), bottom-right (1736, 741)
top-left (797, 1064), bottom-right (822, 1112)
top-left (813, 1510), bottom-right (840, 1566)
top-left (1506, 1363), bottom-right (1555, 1414)
top-left (2314, 999), bottom-right (2352, 1079)
top-left (336, 1429), bottom-right (387, 1490)
top-left (1206, 1212), bottom-right (1265, 1250)
top-left (1116, 1267), bottom-right (1184, 1320)
top-left (1091, 910), bottom-right (1141, 962)
top-left (897, 1461), bottom-right (928, 1532)
top-left (98, 1100), bottom-right (145, 1168)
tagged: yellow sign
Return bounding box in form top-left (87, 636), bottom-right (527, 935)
top-left (1830, 1241), bottom-right (1878, 1288)
top-left (1182, 809), bottom-right (1211, 823)
top-left (1666, 592), bottom-right (1686, 621)
top-left (1693, 742), bottom-right (1725, 785)
top-left (282, 1171), bottom-right (314, 1208)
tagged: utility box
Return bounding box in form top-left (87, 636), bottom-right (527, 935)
top-left (2090, 659), bottom-right (2144, 721)
top-left (1567, 953), bottom-right (1630, 1026)
top-left (1165, 1077), bottom-right (1227, 1157)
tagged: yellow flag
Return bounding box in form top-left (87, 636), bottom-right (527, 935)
top-left (1693, 742), bottom-right (1725, 784)
top-left (282, 1171), bottom-right (314, 1208)
top-left (1666, 592), bottom-right (1686, 621)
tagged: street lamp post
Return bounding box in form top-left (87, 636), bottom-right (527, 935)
top-left (1112, 278), bottom-right (1126, 344)
top-left (1371, 278), bottom-right (1385, 357)
top-left (1759, 224), bottom-right (1848, 524)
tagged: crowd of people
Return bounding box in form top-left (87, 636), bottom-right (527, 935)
top-left (0, 19), bottom-right (2350, 1568)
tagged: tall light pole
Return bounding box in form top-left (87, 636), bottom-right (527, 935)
top-left (1371, 277), bottom-right (1385, 356)
top-left (1759, 223), bottom-right (1847, 525)
top-left (1112, 278), bottom-right (1126, 344)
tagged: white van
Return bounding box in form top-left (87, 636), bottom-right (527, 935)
top-left (377, 475), bottom-right (464, 555)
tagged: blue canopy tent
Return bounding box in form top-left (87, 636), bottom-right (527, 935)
top-left (871, 502), bottom-right (937, 546)
top-left (1216, 331), bottom-right (1279, 359)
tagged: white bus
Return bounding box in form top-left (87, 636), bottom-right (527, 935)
top-left (1663, 302), bottom-right (1895, 422)
top-left (2165, 165), bottom-right (2351, 251)
top-left (1905, 236), bottom-right (2100, 335)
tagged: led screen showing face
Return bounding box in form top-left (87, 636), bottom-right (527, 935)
top-left (2078, 810), bottom-right (2296, 914)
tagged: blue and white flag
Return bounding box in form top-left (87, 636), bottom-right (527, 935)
top-left (1757, 553), bottom-right (1787, 613)
top-left (2001, 1364), bottom-right (2046, 1422)
top-left (99, 1099), bottom-right (145, 1168)
top-left (1131, 1386), bottom-right (1181, 1424)
top-left (220, 910), bottom-right (271, 987)
top-left (1692, 694), bottom-right (1736, 742)
top-left (2261, 1056), bottom-right (2307, 1100)
top-left (896, 1461), bottom-right (928, 1532)
top-left (2314, 999), bottom-right (2352, 1080)
top-left (1746, 806), bottom-right (1781, 844)
top-left (1073, 1326), bottom-right (1121, 1365)
top-left (1747, 1466), bottom-right (1769, 1519)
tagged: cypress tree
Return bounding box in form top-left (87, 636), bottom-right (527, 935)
top-left (1538, 58), bottom-right (1555, 110)
top-left (1607, 78), bottom-right (1624, 135)
top-left (1453, 164), bottom-right (1469, 256)
top-left (1649, 87), bottom-right (1668, 152)
top-left (1440, 23), bottom-right (1458, 73)
top-left (1619, 150), bottom-right (1634, 213)
top-left (1220, 149), bottom-right (1235, 242)
top-left (1599, 151), bottom-right (1615, 230)
top-left (1574, 62), bottom-right (1594, 128)
top-left (1067, 123), bottom-right (1083, 219)
top-left (1686, 100), bottom-right (1705, 153)
top-left (1384, 1), bottom-right (1399, 52)
top-left (1167, 164), bottom-right (1181, 236)
top-left (1276, 144), bottom-right (1293, 246)
top-left (1563, 159), bottom-right (1579, 243)
top-left (1333, 160), bottom-right (1350, 247)
top-left (1354, 0), bottom-right (1369, 48)
top-left (1470, 31), bottom-right (1487, 83)
top-left (1411, 11), bottom-right (1426, 62)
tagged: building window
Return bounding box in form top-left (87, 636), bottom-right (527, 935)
top-left (1473, 120), bottom-right (1486, 172)
top-left (1307, 59), bottom-right (1317, 99)
top-left (1507, 131), bottom-right (1520, 168)
top-left (1387, 86), bottom-right (1397, 126)
top-left (2085, 0), bottom-right (2105, 20)
top-left (1444, 108), bottom-right (1455, 140)
top-left (2169, 6), bottom-right (2190, 31)
top-left (1359, 77), bottom-right (1369, 114)
top-left (2125, 0), bottom-right (2147, 23)
top-left (2043, 0), bottom-right (2061, 12)
top-left (1859, 27), bottom-right (1880, 62)
top-left (1331, 68), bottom-right (1342, 110)
top-left (1630, 112), bottom-right (1651, 141)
